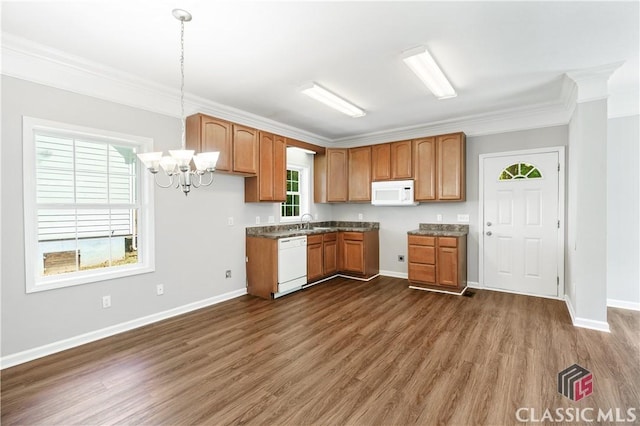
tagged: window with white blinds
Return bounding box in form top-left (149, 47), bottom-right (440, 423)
top-left (23, 117), bottom-right (155, 292)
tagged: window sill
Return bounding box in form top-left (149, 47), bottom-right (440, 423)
top-left (27, 264), bottom-right (155, 293)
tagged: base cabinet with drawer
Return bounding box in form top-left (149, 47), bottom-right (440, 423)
top-left (408, 234), bottom-right (467, 293)
top-left (307, 232), bottom-right (338, 283)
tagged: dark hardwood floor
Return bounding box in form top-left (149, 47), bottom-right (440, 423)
top-left (2, 276), bottom-right (639, 425)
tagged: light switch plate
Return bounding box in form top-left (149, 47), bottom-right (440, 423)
top-left (457, 214), bottom-right (470, 223)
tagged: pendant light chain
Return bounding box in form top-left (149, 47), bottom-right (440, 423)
top-left (180, 17), bottom-right (186, 150)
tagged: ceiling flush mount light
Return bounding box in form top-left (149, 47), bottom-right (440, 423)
top-left (300, 83), bottom-right (366, 118)
top-left (137, 9), bottom-right (219, 196)
top-left (402, 46), bottom-right (457, 100)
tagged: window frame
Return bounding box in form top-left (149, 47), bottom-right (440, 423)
top-left (280, 164), bottom-right (309, 223)
top-left (23, 116), bottom-right (155, 293)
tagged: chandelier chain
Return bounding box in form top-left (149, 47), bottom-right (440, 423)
top-left (180, 18), bottom-right (186, 150)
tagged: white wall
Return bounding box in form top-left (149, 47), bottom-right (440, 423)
top-left (607, 115), bottom-right (640, 308)
top-left (0, 76), bottom-right (308, 358)
top-left (331, 125), bottom-right (569, 282)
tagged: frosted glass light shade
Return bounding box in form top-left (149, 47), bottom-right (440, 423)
top-left (137, 152), bottom-right (163, 171)
top-left (169, 149), bottom-right (195, 169)
top-left (194, 151), bottom-right (220, 171)
top-left (159, 155), bottom-right (178, 174)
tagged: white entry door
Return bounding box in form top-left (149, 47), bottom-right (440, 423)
top-left (482, 151), bottom-right (560, 297)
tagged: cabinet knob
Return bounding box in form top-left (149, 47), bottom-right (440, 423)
top-left (486, 221), bottom-right (492, 226)
top-left (486, 231), bottom-right (492, 236)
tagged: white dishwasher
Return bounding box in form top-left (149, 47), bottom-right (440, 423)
top-left (276, 236), bottom-right (307, 298)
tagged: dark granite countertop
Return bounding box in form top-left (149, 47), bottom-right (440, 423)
top-left (247, 221), bottom-right (380, 239)
top-left (408, 223), bottom-right (469, 237)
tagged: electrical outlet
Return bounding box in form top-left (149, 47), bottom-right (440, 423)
top-left (156, 284), bottom-right (164, 295)
top-left (436, 214), bottom-right (443, 222)
top-left (102, 295), bottom-right (111, 309)
top-left (358, 213), bottom-right (363, 220)
top-left (457, 214), bottom-right (470, 223)
top-left (255, 216), bottom-right (261, 224)
top-left (227, 217), bottom-right (234, 226)
top-left (397, 255), bottom-right (405, 262)
top-left (225, 270), bottom-right (232, 279)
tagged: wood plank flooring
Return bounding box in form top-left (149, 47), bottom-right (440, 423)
top-left (2, 276), bottom-right (639, 425)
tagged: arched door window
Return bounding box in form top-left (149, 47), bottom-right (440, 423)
top-left (499, 162), bottom-right (542, 180)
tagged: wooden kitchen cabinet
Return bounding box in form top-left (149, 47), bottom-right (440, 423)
top-left (338, 230), bottom-right (379, 279)
top-left (232, 124), bottom-right (259, 175)
top-left (314, 148), bottom-right (349, 202)
top-left (307, 232), bottom-right (339, 284)
top-left (246, 237), bottom-right (278, 299)
top-left (348, 146), bottom-right (372, 201)
top-left (307, 234), bottom-right (324, 282)
top-left (186, 113), bottom-right (259, 176)
top-left (408, 234), bottom-right (467, 293)
top-left (245, 132), bottom-right (286, 202)
top-left (371, 141), bottom-right (412, 181)
top-left (323, 233), bottom-right (338, 276)
top-left (186, 114), bottom-right (233, 172)
top-left (413, 132), bottom-right (465, 201)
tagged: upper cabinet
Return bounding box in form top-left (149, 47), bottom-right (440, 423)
top-left (414, 132), bottom-right (465, 202)
top-left (245, 132), bottom-right (286, 202)
top-left (232, 125), bottom-right (259, 175)
top-left (186, 114), bottom-right (233, 172)
top-left (348, 146), bottom-right (372, 201)
top-left (315, 148), bottom-right (349, 202)
top-left (371, 140), bottom-right (412, 181)
top-left (186, 113), bottom-right (258, 176)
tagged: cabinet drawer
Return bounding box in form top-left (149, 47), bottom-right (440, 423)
top-left (341, 232), bottom-right (364, 241)
top-left (408, 235), bottom-right (435, 246)
top-left (408, 245), bottom-right (435, 264)
top-left (307, 234), bottom-right (323, 245)
top-left (323, 232), bottom-right (337, 242)
top-left (408, 263), bottom-right (436, 284)
top-left (438, 237), bottom-right (458, 248)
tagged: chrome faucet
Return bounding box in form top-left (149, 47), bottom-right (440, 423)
top-left (300, 213), bottom-right (313, 230)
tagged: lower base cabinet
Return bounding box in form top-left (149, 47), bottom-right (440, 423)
top-left (408, 234), bottom-right (467, 293)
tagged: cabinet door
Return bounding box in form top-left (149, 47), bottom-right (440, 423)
top-left (437, 133), bottom-right (465, 201)
top-left (342, 239), bottom-right (365, 274)
top-left (327, 149), bottom-right (349, 202)
top-left (258, 132), bottom-right (275, 200)
top-left (371, 143), bottom-right (391, 181)
top-left (307, 242), bottom-right (324, 282)
top-left (186, 114), bottom-right (232, 172)
top-left (413, 137), bottom-right (436, 201)
top-left (233, 125), bottom-right (259, 174)
top-left (390, 140), bottom-right (412, 179)
top-left (348, 146), bottom-right (372, 201)
top-left (437, 246), bottom-right (458, 287)
top-left (273, 135), bottom-right (287, 202)
top-left (323, 239), bottom-right (337, 275)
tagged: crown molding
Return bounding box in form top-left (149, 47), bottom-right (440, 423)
top-left (2, 33), bottom-right (633, 147)
top-left (0, 33), bottom-right (331, 145)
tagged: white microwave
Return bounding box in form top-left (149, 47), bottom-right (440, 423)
top-left (371, 180), bottom-right (418, 206)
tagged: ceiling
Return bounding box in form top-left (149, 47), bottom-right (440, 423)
top-left (2, 1), bottom-right (638, 142)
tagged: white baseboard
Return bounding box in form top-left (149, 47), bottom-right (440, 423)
top-left (379, 270), bottom-right (408, 279)
top-left (607, 298), bottom-right (640, 311)
top-left (1, 288), bottom-right (247, 369)
top-left (565, 295), bottom-right (611, 333)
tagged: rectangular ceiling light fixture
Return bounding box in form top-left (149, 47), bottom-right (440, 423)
top-left (300, 82), bottom-right (366, 118)
top-left (402, 46), bottom-right (457, 100)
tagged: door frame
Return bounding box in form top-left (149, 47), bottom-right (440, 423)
top-left (478, 146), bottom-right (566, 299)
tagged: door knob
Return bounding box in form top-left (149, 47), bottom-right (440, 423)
top-left (486, 231), bottom-right (492, 236)
top-left (486, 221), bottom-right (492, 226)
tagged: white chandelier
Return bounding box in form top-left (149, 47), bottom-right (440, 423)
top-left (137, 9), bottom-right (219, 196)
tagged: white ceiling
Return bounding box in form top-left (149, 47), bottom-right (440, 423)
top-left (2, 1), bottom-right (638, 142)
